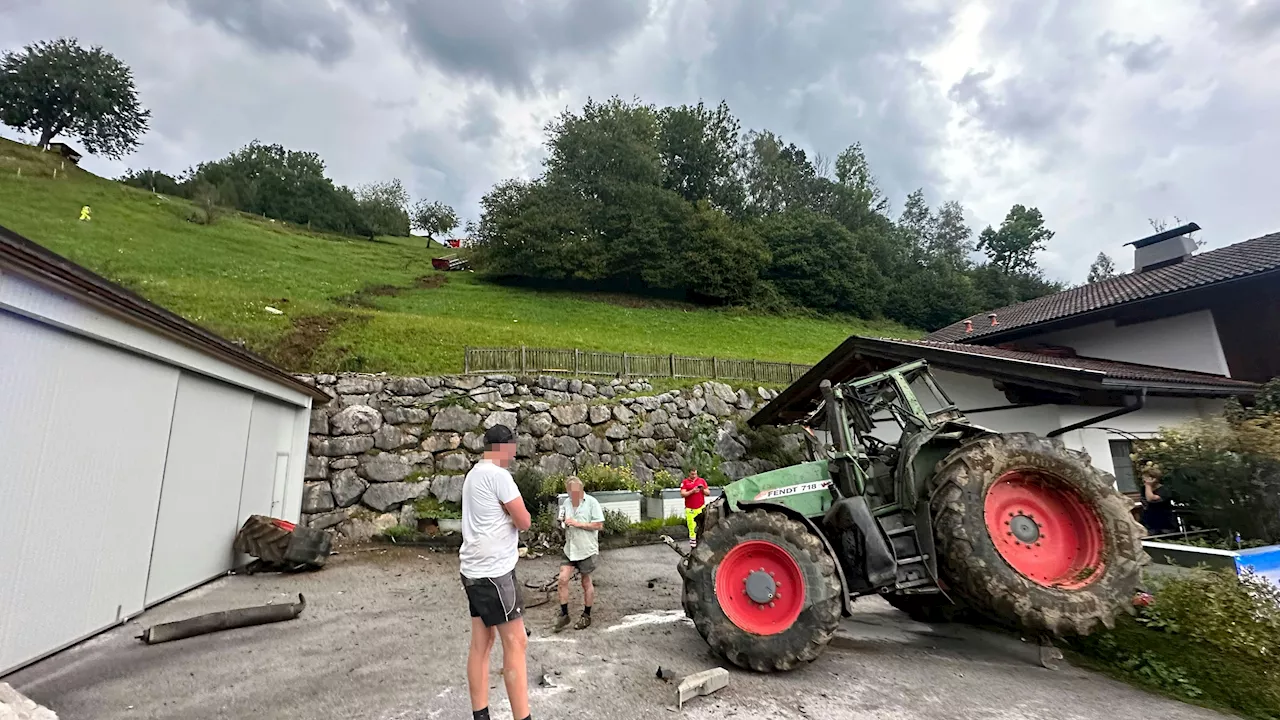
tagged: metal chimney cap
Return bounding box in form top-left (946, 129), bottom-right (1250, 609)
top-left (1126, 222), bottom-right (1200, 248)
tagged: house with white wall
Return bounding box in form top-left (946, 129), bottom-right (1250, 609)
top-left (754, 224), bottom-right (1278, 492)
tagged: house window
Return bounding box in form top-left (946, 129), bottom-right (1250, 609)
top-left (1110, 439), bottom-right (1138, 493)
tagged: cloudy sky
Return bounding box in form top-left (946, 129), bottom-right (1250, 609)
top-left (3, 0), bottom-right (1278, 283)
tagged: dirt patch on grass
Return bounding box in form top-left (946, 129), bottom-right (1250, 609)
top-left (414, 274), bottom-right (448, 289)
top-left (334, 284), bottom-right (403, 308)
top-left (268, 311), bottom-right (369, 370)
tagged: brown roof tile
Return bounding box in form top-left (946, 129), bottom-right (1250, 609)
top-left (926, 231), bottom-right (1280, 342)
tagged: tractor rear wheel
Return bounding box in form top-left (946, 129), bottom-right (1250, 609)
top-left (679, 508), bottom-right (842, 672)
top-left (930, 433), bottom-right (1146, 636)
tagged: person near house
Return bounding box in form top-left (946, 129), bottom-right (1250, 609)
top-left (459, 425), bottom-right (533, 720)
top-left (554, 476), bottom-right (605, 631)
top-left (681, 468), bottom-right (711, 549)
top-left (1140, 469), bottom-right (1177, 536)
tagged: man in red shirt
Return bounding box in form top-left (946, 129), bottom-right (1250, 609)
top-left (680, 468), bottom-right (711, 549)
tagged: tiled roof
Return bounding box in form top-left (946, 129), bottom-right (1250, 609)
top-left (881, 339), bottom-right (1259, 391)
top-left (926, 231), bottom-right (1280, 342)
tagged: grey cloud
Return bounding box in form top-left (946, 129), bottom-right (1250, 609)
top-left (347, 0), bottom-right (652, 93)
top-left (1098, 34), bottom-right (1171, 73)
top-left (680, 0), bottom-right (957, 205)
top-left (948, 69), bottom-right (1084, 143)
top-left (169, 0), bottom-right (355, 64)
top-left (458, 94), bottom-right (501, 146)
top-left (1208, 0), bottom-right (1280, 43)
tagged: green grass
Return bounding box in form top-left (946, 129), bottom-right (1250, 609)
top-left (0, 137), bottom-right (920, 374)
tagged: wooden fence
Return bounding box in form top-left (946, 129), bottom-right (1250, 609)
top-left (463, 346), bottom-right (812, 384)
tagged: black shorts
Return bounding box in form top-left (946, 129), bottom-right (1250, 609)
top-left (461, 570), bottom-right (524, 627)
top-left (560, 554), bottom-right (598, 575)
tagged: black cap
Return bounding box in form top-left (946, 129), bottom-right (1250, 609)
top-left (483, 424), bottom-right (515, 447)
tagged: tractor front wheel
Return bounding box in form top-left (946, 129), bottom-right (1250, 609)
top-left (930, 433), bottom-right (1146, 636)
top-left (679, 508), bottom-right (842, 672)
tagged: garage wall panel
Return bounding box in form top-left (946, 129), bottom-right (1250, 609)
top-left (144, 373), bottom-right (253, 605)
top-left (0, 311), bottom-right (178, 675)
top-left (238, 397), bottom-right (300, 523)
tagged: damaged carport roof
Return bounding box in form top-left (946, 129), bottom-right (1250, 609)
top-left (750, 336), bottom-right (1259, 426)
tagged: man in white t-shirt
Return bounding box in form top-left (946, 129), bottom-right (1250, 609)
top-left (460, 425), bottom-right (532, 720)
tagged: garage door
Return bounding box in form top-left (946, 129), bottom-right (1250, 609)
top-left (0, 311), bottom-right (179, 675)
top-left (144, 373), bottom-right (254, 605)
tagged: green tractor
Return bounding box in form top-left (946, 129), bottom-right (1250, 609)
top-left (677, 360), bottom-right (1146, 672)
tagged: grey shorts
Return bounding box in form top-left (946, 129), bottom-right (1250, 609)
top-left (461, 569), bottom-right (524, 627)
top-left (561, 554), bottom-right (599, 575)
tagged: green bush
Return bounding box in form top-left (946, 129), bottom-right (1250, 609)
top-left (513, 465), bottom-right (549, 509)
top-left (1135, 404), bottom-right (1280, 544)
top-left (577, 464), bottom-right (640, 492)
top-left (412, 496), bottom-right (462, 519)
top-left (1070, 568), bottom-right (1280, 718)
top-left (602, 509), bottom-right (632, 535)
top-left (683, 416), bottom-right (731, 485)
top-left (530, 505), bottom-right (559, 536)
top-left (629, 515), bottom-right (687, 533)
top-left (643, 469), bottom-right (680, 496)
top-left (380, 525), bottom-right (417, 541)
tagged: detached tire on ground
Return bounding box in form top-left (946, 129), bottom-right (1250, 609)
top-left (930, 432), bottom-right (1147, 636)
top-left (679, 508), bottom-right (842, 672)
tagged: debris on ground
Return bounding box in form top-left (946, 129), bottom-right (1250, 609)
top-left (233, 516), bottom-right (331, 573)
top-left (137, 594), bottom-right (306, 645)
top-left (660, 535), bottom-right (688, 559)
top-left (0, 683), bottom-right (58, 720)
top-left (655, 666), bottom-right (680, 682)
top-left (676, 667), bottom-right (729, 708)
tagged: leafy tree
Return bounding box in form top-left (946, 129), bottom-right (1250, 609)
top-left (743, 130), bottom-right (816, 215)
top-left (760, 209), bottom-right (884, 315)
top-left (356, 179), bottom-right (410, 237)
top-left (0, 38), bottom-right (150, 158)
top-left (834, 143), bottom-right (888, 214)
top-left (1087, 252), bottom-right (1117, 283)
top-left (931, 201), bottom-right (975, 269)
top-left (119, 168), bottom-right (182, 196)
top-left (976, 204), bottom-right (1054, 274)
top-left (411, 199), bottom-right (459, 245)
top-left (897, 189), bottom-right (935, 261)
top-left (656, 101), bottom-right (745, 216)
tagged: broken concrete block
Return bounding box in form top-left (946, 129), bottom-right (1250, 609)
top-left (0, 683), bottom-right (58, 720)
top-left (677, 667), bottom-right (728, 708)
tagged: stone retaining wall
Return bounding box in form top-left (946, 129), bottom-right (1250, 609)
top-left (298, 373), bottom-right (800, 542)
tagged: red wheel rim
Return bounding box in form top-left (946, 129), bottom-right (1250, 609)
top-left (715, 540), bottom-right (805, 635)
top-left (984, 470), bottom-right (1106, 588)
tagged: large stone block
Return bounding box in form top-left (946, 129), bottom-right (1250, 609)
top-left (538, 453), bottom-right (574, 476)
top-left (433, 405), bottom-right (480, 432)
top-left (612, 405), bottom-right (634, 423)
top-left (309, 408), bottom-right (330, 435)
top-left (331, 469), bottom-right (369, 507)
top-left (359, 455), bottom-right (416, 483)
top-left (331, 405), bottom-right (383, 435)
top-left (448, 375), bottom-right (487, 390)
top-left (463, 432), bottom-right (486, 452)
top-left (652, 423), bottom-right (675, 439)
top-left (362, 482), bottom-right (426, 512)
top-left (525, 412), bottom-right (555, 437)
top-left (635, 396), bottom-right (661, 411)
top-left (386, 377), bottom-right (434, 395)
top-left (432, 474), bottom-right (465, 503)
top-left (383, 406), bottom-right (431, 425)
top-left (542, 390), bottom-right (570, 403)
top-left (704, 395), bottom-right (732, 417)
top-left (554, 436), bottom-right (581, 456)
top-left (588, 405), bottom-right (612, 424)
top-left (516, 434), bottom-right (537, 458)
top-left (305, 455), bottom-right (329, 481)
top-left (421, 433), bottom-right (461, 453)
top-left (484, 410), bottom-right (518, 431)
top-left (311, 435), bottom-right (375, 457)
top-left (307, 508), bottom-right (349, 531)
top-left (715, 433), bottom-right (747, 461)
top-left (337, 375), bottom-right (382, 395)
top-left (331, 456), bottom-right (359, 470)
top-left (737, 389), bottom-right (754, 409)
top-left (550, 404), bottom-right (589, 426)
top-left (302, 481), bottom-right (335, 513)
top-left (438, 452), bottom-right (473, 473)
top-left (567, 423), bottom-right (593, 438)
top-left (374, 424), bottom-right (418, 451)
top-left (649, 408), bottom-right (670, 425)
top-left (636, 422), bottom-right (655, 438)
top-left (604, 422), bottom-right (630, 440)
top-left (582, 434), bottom-right (612, 455)
top-left (469, 389), bottom-right (502, 404)
top-left (598, 385), bottom-right (616, 399)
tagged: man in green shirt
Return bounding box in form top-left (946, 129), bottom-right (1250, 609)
top-left (554, 476), bottom-right (605, 631)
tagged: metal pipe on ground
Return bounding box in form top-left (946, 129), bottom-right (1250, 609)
top-left (137, 594), bottom-right (306, 645)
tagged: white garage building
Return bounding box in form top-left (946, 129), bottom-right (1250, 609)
top-left (0, 225), bottom-right (327, 676)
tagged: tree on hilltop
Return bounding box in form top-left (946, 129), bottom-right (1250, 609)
top-left (0, 38), bottom-right (149, 158)
top-left (411, 200), bottom-right (459, 246)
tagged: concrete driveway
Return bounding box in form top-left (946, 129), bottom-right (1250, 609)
top-left (8, 544), bottom-right (1226, 720)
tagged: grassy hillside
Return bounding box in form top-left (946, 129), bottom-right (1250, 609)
top-left (0, 137), bottom-right (919, 375)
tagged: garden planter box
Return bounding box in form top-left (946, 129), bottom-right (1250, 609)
top-left (558, 490), bottom-right (643, 523)
top-left (1143, 540), bottom-right (1280, 589)
top-left (644, 487), bottom-right (724, 520)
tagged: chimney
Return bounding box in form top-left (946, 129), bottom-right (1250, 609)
top-left (964, 319), bottom-right (973, 333)
top-left (988, 313), bottom-right (998, 327)
top-left (1126, 222), bottom-right (1200, 273)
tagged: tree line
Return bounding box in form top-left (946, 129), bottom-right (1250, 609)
top-left (470, 98), bottom-right (1061, 331)
top-left (119, 142), bottom-right (459, 240)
